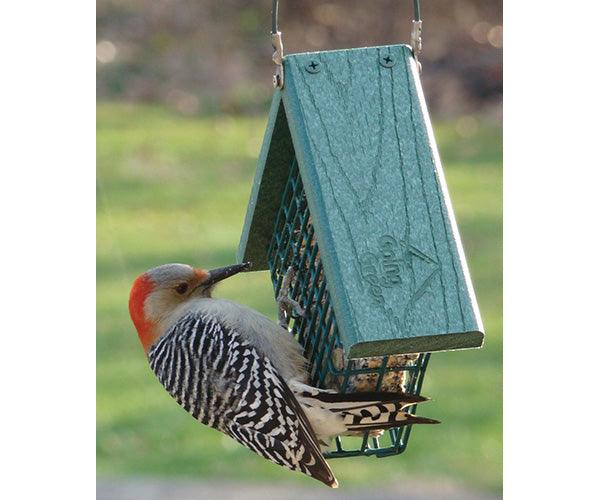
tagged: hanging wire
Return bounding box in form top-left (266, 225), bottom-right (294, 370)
top-left (410, 1), bottom-right (423, 70)
top-left (271, 1), bottom-right (422, 34)
top-left (271, 0), bottom-right (278, 35)
top-left (413, 0), bottom-right (421, 21)
top-left (271, 0), bottom-right (284, 88)
top-left (270, 1), bottom-right (423, 86)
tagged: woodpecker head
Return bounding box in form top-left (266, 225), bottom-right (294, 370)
top-left (128, 262), bottom-right (251, 353)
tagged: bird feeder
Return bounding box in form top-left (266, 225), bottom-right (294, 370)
top-left (237, 0), bottom-right (484, 459)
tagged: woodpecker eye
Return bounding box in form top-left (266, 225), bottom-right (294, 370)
top-left (175, 283), bottom-right (189, 295)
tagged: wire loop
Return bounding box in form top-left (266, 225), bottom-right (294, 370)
top-left (270, 1), bottom-right (424, 87)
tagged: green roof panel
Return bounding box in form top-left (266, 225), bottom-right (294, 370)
top-left (237, 44), bottom-right (484, 356)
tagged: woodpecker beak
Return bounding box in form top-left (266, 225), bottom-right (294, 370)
top-left (201, 262), bottom-right (252, 288)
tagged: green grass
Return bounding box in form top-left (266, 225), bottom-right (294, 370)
top-left (97, 102), bottom-right (502, 492)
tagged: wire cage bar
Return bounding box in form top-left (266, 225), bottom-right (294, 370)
top-left (267, 156), bottom-right (431, 459)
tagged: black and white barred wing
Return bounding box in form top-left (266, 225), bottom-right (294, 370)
top-left (148, 313), bottom-right (337, 488)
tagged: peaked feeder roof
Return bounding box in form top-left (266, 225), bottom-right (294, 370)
top-left (238, 44), bottom-right (484, 358)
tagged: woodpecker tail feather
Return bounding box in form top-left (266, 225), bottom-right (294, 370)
top-left (343, 410), bottom-right (440, 433)
top-left (309, 389), bottom-right (430, 410)
top-left (290, 381), bottom-right (439, 441)
top-left (293, 382), bottom-right (431, 411)
top-left (334, 396), bottom-right (440, 433)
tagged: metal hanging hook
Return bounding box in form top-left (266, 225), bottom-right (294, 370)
top-left (271, 0), bottom-right (284, 88)
top-left (269, 1), bottom-right (423, 85)
top-left (410, 0), bottom-right (423, 72)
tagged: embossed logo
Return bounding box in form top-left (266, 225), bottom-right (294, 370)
top-left (360, 234), bottom-right (439, 310)
top-left (360, 235), bottom-right (404, 305)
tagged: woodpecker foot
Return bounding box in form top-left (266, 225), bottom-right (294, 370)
top-left (277, 266), bottom-right (305, 328)
top-left (368, 429), bottom-right (385, 439)
top-left (346, 428), bottom-right (385, 439)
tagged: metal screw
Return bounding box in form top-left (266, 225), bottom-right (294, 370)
top-left (305, 60), bottom-right (321, 74)
top-left (379, 54), bottom-right (395, 68)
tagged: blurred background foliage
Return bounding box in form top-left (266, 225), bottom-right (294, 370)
top-left (97, 0), bottom-right (501, 118)
top-left (97, 0), bottom-right (501, 495)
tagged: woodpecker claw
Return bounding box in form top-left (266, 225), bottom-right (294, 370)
top-left (294, 304), bottom-right (307, 318)
top-left (277, 266), bottom-right (304, 328)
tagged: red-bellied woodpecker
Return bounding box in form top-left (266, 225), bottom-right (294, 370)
top-left (128, 262), bottom-right (439, 487)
